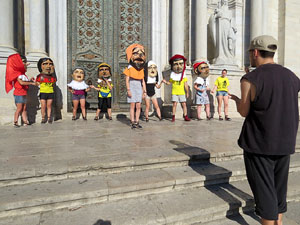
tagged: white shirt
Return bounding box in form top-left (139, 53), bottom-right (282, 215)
top-left (194, 77), bottom-right (209, 86)
top-left (170, 72), bottom-right (186, 81)
top-left (67, 80), bottom-right (89, 90)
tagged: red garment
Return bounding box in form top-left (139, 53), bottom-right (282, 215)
top-left (5, 54), bottom-right (28, 95)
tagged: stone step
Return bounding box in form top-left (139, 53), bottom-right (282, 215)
top-left (0, 153), bottom-right (300, 220)
top-left (1, 171), bottom-right (300, 225)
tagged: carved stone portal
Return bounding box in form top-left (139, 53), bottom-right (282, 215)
top-left (67, 0), bottom-right (151, 111)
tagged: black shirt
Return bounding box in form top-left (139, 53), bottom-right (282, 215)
top-left (238, 63), bottom-right (300, 155)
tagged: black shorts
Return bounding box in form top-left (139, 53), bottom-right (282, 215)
top-left (40, 93), bottom-right (54, 100)
top-left (243, 151), bottom-right (290, 220)
top-left (98, 97), bottom-right (112, 109)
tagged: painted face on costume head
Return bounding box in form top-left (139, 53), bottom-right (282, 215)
top-left (131, 47), bottom-right (146, 70)
top-left (41, 60), bottom-right (55, 75)
top-left (148, 65), bottom-right (158, 77)
top-left (197, 63), bottom-right (210, 79)
top-left (172, 59), bottom-right (184, 73)
top-left (72, 69), bottom-right (85, 82)
top-left (98, 66), bottom-right (111, 79)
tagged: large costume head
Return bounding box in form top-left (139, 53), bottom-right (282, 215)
top-left (147, 61), bottom-right (158, 78)
top-left (169, 54), bottom-right (187, 81)
top-left (193, 61), bottom-right (210, 79)
top-left (97, 62), bottom-right (112, 80)
top-left (72, 67), bottom-right (85, 82)
top-left (5, 54), bottom-right (28, 93)
top-left (37, 57), bottom-right (54, 75)
top-left (126, 43), bottom-right (146, 71)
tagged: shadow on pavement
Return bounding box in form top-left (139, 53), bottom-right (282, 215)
top-left (169, 140), bottom-right (260, 225)
top-left (93, 219), bottom-right (111, 225)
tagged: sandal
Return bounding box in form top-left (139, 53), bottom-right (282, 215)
top-left (225, 116), bottom-right (231, 121)
top-left (72, 116), bottom-right (76, 121)
top-left (145, 118), bottom-right (149, 122)
top-left (83, 116), bottom-right (87, 120)
top-left (135, 122), bottom-right (142, 129)
top-left (41, 118), bottom-right (47, 124)
top-left (48, 117), bottom-right (53, 124)
top-left (108, 117), bottom-right (112, 120)
top-left (94, 116), bottom-right (99, 121)
top-left (219, 116), bottom-right (223, 121)
top-left (23, 121), bottom-right (31, 126)
top-left (14, 121), bottom-right (20, 128)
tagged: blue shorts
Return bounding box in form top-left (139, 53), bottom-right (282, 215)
top-left (14, 95), bottom-right (27, 104)
top-left (216, 91), bottom-right (228, 97)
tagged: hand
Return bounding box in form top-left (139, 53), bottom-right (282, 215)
top-left (229, 94), bottom-right (238, 101)
top-left (206, 87), bottom-right (210, 91)
top-left (127, 90), bottom-right (132, 98)
top-left (90, 85), bottom-right (95, 89)
top-left (211, 90), bottom-right (214, 94)
top-left (30, 77), bottom-right (35, 81)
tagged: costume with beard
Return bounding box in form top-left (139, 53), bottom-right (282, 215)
top-left (193, 61), bottom-right (210, 105)
top-left (123, 43), bottom-right (146, 103)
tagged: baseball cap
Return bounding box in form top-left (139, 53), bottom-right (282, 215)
top-left (248, 35), bottom-right (278, 52)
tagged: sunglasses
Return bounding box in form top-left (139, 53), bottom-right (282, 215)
top-left (200, 66), bottom-right (209, 69)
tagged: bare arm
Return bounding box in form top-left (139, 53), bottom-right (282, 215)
top-left (17, 78), bottom-right (37, 86)
top-left (184, 81), bottom-right (189, 98)
top-left (105, 80), bottom-right (113, 90)
top-left (230, 79), bottom-right (254, 117)
top-left (125, 75), bottom-right (132, 97)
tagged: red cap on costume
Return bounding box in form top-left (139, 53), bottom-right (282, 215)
top-left (169, 54), bottom-right (187, 81)
top-left (193, 61), bottom-right (207, 70)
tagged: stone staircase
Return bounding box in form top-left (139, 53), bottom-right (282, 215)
top-left (1, 146), bottom-right (300, 225)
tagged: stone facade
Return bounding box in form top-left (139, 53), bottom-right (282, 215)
top-left (1, 0), bottom-right (300, 124)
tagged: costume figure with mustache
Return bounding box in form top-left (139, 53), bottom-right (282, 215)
top-left (193, 61), bottom-right (212, 120)
top-left (36, 58), bottom-right (56, 124)
top-left (162, 54), bottom-right (190, 122)
top-left (90, 63), bottom-right (113, 121)
top-left (67, 67), bottom-right (90, 120)
top-left (123, 44), bottom-right (147, 129)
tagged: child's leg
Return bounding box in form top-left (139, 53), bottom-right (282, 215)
top-left (172, 102), bottom-right (177, 116)
top-left (135, 102), bottom-right (141, 123)
top-left (14, 103), bottom-right (23, 123)
top-left (197, 105), bottom-right (202, 119)
top-left (145, 98), bottom-right (151, 119)
top-left (152, 98), bottom-right (161, 119)
top-left (79, 98), bottom-right (86, 118)
top-left (217, 96), bottom-right (223, 117)
top-left (46, 99), bottom-right (53, 119)
top-left (40, 99), bottom-right (47, 119)
top-left (181, 102), bottom-right (187, 116)
top-left (21, 104), bottom-right (28, 123)
top-left (224, 95), bottom-right (229, 116)
top-left (205, 103), bottom-right (210, 118)
top-left (130, 102), bottom-right (135, 123)
top-left (72, 100), bottom-right (79, 117)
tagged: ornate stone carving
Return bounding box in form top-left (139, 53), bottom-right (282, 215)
top-left (208, 0), bottom-right (237, 65)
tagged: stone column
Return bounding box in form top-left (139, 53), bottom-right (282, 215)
top-left (0, 0), bottom-right (16, 57)
top-left (27, 0), bottom-right (47, 58)
top-left (171, 0), bottom-right (184, 55)
top-left (195, 0), bottom-right (207, 61)
top-left (250, 0), bottom-right (263, 40)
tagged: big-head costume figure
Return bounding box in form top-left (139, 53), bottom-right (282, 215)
top-left (193, 61), bottom-right (211, 120)
top-left (123, 43), bottom-right (147, 129)
top-left (163, 54), bottom-right (190, 122)
top-left (90, 62), bottom-right (113, 120)
top-left (36, 58), bottom-right (56, 124)
top-left (67, 67), bottom-right (90, 120)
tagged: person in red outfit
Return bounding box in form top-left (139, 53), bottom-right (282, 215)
top-left (5, 54), bottom-right (38, 127)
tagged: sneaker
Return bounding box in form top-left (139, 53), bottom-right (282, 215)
top-left (136, 123), bottom-right (142, 129)
top-left (171, 115), bottom-right (175, 122)
top-left (197, 118), bottom-right (203, 121)
top-left (184, 115), bottom-right (191, 121)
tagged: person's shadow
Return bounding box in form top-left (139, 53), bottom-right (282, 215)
top-left (93, 219), bottom-right (111, 225)
top-left (169, 140), bottom-right (260, 225)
